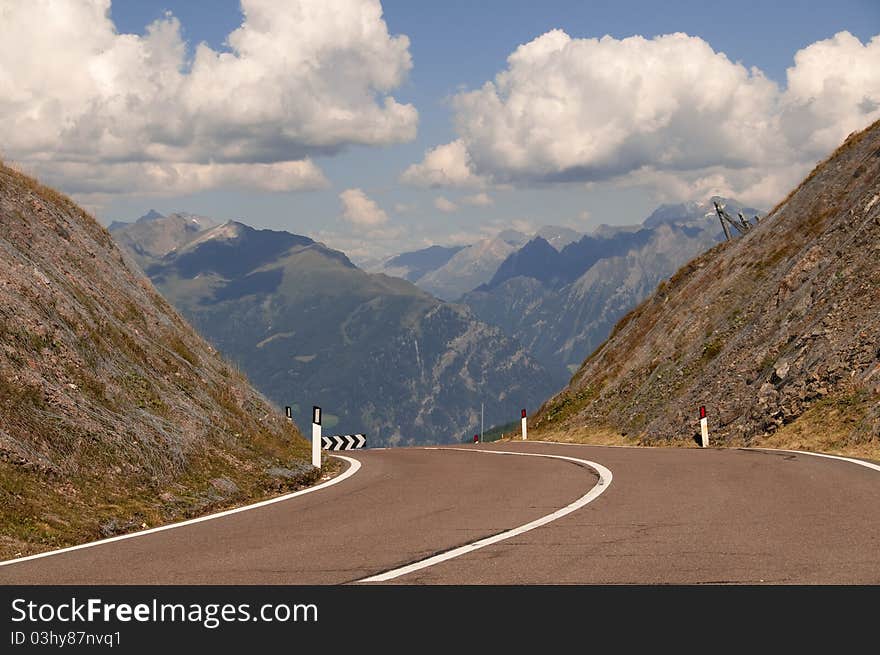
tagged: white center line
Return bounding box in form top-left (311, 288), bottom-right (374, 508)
top-left (357, 447), bottom-right (612, 583)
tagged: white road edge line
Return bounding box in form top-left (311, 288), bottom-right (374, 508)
top-left (0, 455), bottom-right (361, 568)
top-left (357, 447), bottom-right (612, 583)
top-left (746, 447), bottom-right (880, 473)
top-left (507, 440), bottom-right (880, 471)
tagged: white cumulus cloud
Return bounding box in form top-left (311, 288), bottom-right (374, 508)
top-left (400, 139), bottom-right (487, 188)
top-left (0, 0), bottom-right (417, 196)
top-left (403, 30), bottom-right (880, 206)
top-left (462, 192), bottom-right (494, 207)
top-left (433, 196), bottom-right (459, 213)
top-left (339, 188), bottom-right (389, 226)
top-left (781, 31), bottom-right (880, 158)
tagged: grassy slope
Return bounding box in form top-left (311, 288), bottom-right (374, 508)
top-left (0, 163), bottom-right (326, 559)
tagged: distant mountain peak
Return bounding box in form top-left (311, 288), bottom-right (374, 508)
top-left (179, 220), bottom-right (267, 251)
top-left (203, 220), bottom-right (248, 241)
top-left (642, 196), bottom-right (762, 229)
top-left (376, 244), bottom-right (467, 283)
top-left (535, 225), bottom-right (583, 251)
top-left (107, 220), bottom-right (130, 231)
top-left (497, 229), bottom-right (529, 247)
top-left (110, 210), bottom-right (220, 265)
top-left (135, 208), bottom-right (165, 223)
top-left (484, 236), bottom-right (561, 289)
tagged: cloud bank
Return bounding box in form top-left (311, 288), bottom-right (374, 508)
top-left (0, 0), bottom-right (416, 195)
top-left (403, 30), bottom-right (880, 205)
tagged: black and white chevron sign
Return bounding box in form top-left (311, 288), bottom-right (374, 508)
top-left (321, 434), bottom-right (367, 451)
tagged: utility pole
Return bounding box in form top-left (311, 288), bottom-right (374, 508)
top-left (714, 200), bottom-right (751, 241)
top-left (480, 402), bottom-right (484, 443)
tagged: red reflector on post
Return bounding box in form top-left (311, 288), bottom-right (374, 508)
top-left (521, 409), bottom-right (527, 419)
top-left (699, 406), bottom-right (707, 419)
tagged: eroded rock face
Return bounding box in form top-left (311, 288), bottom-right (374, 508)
top-left (536, 120), bottom-right (880, 448)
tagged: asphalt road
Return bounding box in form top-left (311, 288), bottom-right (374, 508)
top-left (1, 442), bottom-right (878, 584)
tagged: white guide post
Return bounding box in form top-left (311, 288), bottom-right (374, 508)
top-left (521, 408), bottom-right (528, 441)
top-left (284, 406), bottom-right (293, 423)
top-left (312, 405), bottom-right (322, 468)
top-left (699, 405), bottom-right (709, 448)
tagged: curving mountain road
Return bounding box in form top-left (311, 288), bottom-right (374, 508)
top-left (1, 442), bottom-right (878, 584)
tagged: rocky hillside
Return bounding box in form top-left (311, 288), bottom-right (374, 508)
top-left (119, 219), bottom-right (556, 446)
top-left (534, 120), bottom-right (880, 458)
top-left (0, 164), bottom-right (314, 559)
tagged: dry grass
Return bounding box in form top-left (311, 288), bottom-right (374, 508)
top-left (533, 387), bottom-right (880, 460)
top-left (0, 160), bottom-right (112, 248)
top-left (739, 396), bottom-right (880, 462)
top-left (764, 118), bottom-right (879, 221)
top-left (531, 408), bottom-right (879, 460)
top-left (0, 442), bottom-right (335, 560)
top-left (536, 384), bottom-right (599, 427)
top-left (528, 425), bottom-right (643, 447)
top-left (0, 157), bottom-right (328, 560)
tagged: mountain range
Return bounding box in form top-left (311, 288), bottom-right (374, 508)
top-left (111, 196), bottom-right (763, 442)
top-left (110, 219), bottom-right (556, 446)
top-left (461, 198), bottom-right (762, 385)
top-left (367, 226), bottom-right (583, 301)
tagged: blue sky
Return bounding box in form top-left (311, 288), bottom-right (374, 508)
top-left (4, 1), bottom-right (879, 260)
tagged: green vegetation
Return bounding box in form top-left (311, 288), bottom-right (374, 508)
top-left (167, 335), bottom-right (199, 367)
top-left (537, 384), bottom-right (599, 428)
top-left (471, 419), bottom-right (520, 443)
top-left (699, 336), bottom-right (725, 362)
top-left (120, 371), bottom-right (169, 415)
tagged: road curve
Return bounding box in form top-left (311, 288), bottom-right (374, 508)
top-left (1, 442), bottom-right (878, 584)
top-left (0, 447), bottom-right (597, 584)
top-left (385, 442), bottom-right (880, 584)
